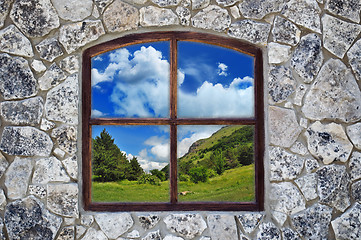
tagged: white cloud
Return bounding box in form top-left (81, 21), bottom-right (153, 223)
top-left (91, 109), bottom-right (105, 117)
top-left (217, 62), bottom-right (228, 76)
top-left (136, 148), bottom-right (168, 172)
top-left (144, 136), bottom-right (170, 162)
top-left (93, 56), bottom-right (103, 61)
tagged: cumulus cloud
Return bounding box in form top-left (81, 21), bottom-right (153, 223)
top-left (217, 62), bottom-right (228, 76)
top-left (137, 148), bottom-right (168, 172)
top-left (91, 109), bottom-right (105, 117)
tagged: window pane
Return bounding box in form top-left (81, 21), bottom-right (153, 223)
top-left (91, 125), bottom-right (170, 202)
top-left (91, 42), bottom-right (170, 118)
top-left (177, 41), bottom-right (255, 118)
top-left (177, 125), bottom-right (255, 202)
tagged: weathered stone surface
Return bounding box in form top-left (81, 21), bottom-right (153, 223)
top-left (142, 230), bottom-right (161, 240)
top-left (299, 118), bottom-right (308, 129)
top-left (0, 0), bottom-right (12, 28)
top-left (35, 38), bottom-right (63, 62)
top-left (272, 211), bottom-right (287, 226)
top-left (76, 225), bottom-right (87, 239)
top-left (51, 125), bottom-right (77, 155)
top-left (281, 228), bottom-right (300, 240)
top-left (32, 157), bottom-right (70, 184)
top-left (290, 142), bottom-right (308, 156)
top-left (0, 53), bottom-right (38, 100)
top-left (291, 203), bottom-right (332, 240)
top-left (257, 222), bottom-right (281, 240)
top-left (347, 123), bottom-right (361, 150)
top-left (127, 230), bottom-right (140, 238)
top-left (0, 127), bottom-right (53, 156)
top-left (0, 189), bottom-right (6, 209)
top-left (45, 74), bottom-right (79, 125)
top-left (29, 184), bottom-right (47, 199)
top-left (191, 5), bottom-right (230, 32)
top-left (302, 59), bottom-right (361, 123)
top-left (62, 155), bottom-right (78, 180)
top-left (140, 6), bottom-right (178, 26)
top-left (0, 152), bottom-right (8, 180)
top-left (305, 158), bottom-right (319, 173)
top-left (31, 60), bottom-right (46, 73)
top-left (138, 215), bottom-right (160, 229)
top-left (0, 25), bottom-right (33, 57)
top-left (59, 20), bottom-right (105, 54)
top-left (57, 226), bottom-right (74, 240)
top-left (272, 16), bottom-right (301, 46)
top-left (325, 0), bottom-right (361, 23)
top-left (10, 0), bottom-right (60, 38)
top-left (237, 213), bottom-right (264, 234)
top-left (47, 183), bottom-right (79, 217)
top-left (103, 0), bottom-right (139, 32)
top-left (164, 235), bottom-right (184, 240)
top-left (207, 215), bottom-right (237, 240)
top-left (95, 213), bottom-right (133, 239)
top-left (5, 157), bottom-right (32, 199)
top-left (268, 43), bottom-right (291, 64)
top-left (192, 0), bottom-right (209, 9)
top-left (151, 0), bottom-right (181, 6)
top-left (82, 228), bottom-right (107, 240)
top-left (80, 215), bottom-right (94, 227)
top-left (228, 20), bottom-right (271, 45)
top-left (53, 148), bottom-right (65, 159)
top-left (5, 195), bottom-right (62, 240)
top-left (281, 0), bottom-right (321, 33)
top-left (268, 66), bottom-right (296, 103)
top-left (291, 34), bottom-right (323, 83)
top-left (270, 182), bottom-right (306, 215)
top-left (352, 180), bottom-right (361, 202)
top-left (317, 165), bottom-right (351, 211)
top-left (59, 55), bottom-right (79, 74)
top-left (176, 6), bottom-right (190, 26)
top-left (349, 152), bottom-right (361, 181)
top-left (269, 106), bottom-right (301, 148)
top-left (269, 147), bottom-right (304, 181)
top-left (216, 0), bottom-right (238, 7)
top-left (332, 203), bottom-right (361, 239)
top-left (239, 0), bottom-right (286, 19)
top-left (293, 85), bottom-right (307, 107)
top-left (92, 4), bottom-right (100, 18)
top-left (295, 173), bottom-right (318, 201)
top-left (230, 5), bottom-right (240, 18)
top-left (51, 0), bottom-right (92, 21)
top-left (40, 118), bottom-right (55, 131)
top-left (94, 0), bottom-right (114, 13)
top-left (322, 14), bottom-right (361, 58)
top-left (305, 121), bottom-right (353, 164)
top-left (164, 214), bottom-right (207, 239)
top-left (0, 97), bottom-right (43, 125)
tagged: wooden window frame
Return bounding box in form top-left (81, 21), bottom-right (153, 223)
top-left (82, 31), bottom-right (264, 211)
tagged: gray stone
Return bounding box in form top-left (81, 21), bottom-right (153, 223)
top-left (281, 228), bottom-right (300, 240)
top-left (76, 225), bottom-right (87, 239)
top-left (272, 16), bottom-right (301, 46)
top-left (305, 158), bottom-right (319, 173)
top-left (58, 226), bottom-right (74, 240)
top-left (0, 126), bottom-right (53, 156)
top-left (31, 60), bottom-right (46, 73)
top-left (51, 125), bottom-right (77, 155)
top-left (269, 106), bottom-right (301, 148)
top-left (256, 222), bottom-right (281, 240)
top-left (47, 183), bottom-right (79, 218)
top-left (268, 43), bottom-right (291, 64)
top-left (302, 59), bottom-right (361, 123)
top-left (164, 214), bottom-right (207, 239)
top-left (191, 5), bottom-right (230, 32)
top-left (348, 40), bottom-right (361, 83)
top-left (32, 157), bottom-right (70, 184)
top-left (269, 147), bottom-right (304, 181)
top-left (45, 74), bottom-right (79, 125)
top-left (237, 212), bottom-right (264, 234)
top-left (228, 20), bottom-right (271, 45)
top-left (0, 97), bottom-right (43, 125)
top-left (299, 118), bottom-right (308, 129)
top-left (0, 25), bottom-right (34, 57)
top-left (59, 55), bottom-right (79, 74)
top-left (0, 53), bottom-right (38, 100)
top-left (82, 228), bottom-right (107, 240)
top-left (352, 180), bottom-right (361, 202)
top-left (95, 213), bottom-right (133, 239)
top-left (5, 157), bottom-right (32, 199)
top-left (63, 218), bottom-right (75, 226)
top-left (216, 0), bottom-right (238, 7)
top-left (62, 155), bottom-right (78, 180)
top-left (176, 6), bottom-right (190, 26)
top-left (290, 142), bottom-right (308, 156)
top-left (293, 84), bottom-right (307, 106)
top-left (281, 0), bottom-right (321, 33)
top-left (291, 203), bottom-right (332, 240)
top-left (164, 235), bottom-right (184, 240)
top-left (0, 0), bottom-right (12, 28)
top-left (322, 14), bottom-right (361, 58)
top-left (239, 0), bottom-right (286, 19)
top-left (207, 215), bottom-right (237, 240)
top-left (192, 0), bottom-right (209, 9)
top-left (53, 148), bottom-right (65, 159)
top-left (40, 118), bottom-right (55, 131)
top-left (230, 6), bottom-right (240, 18)
top-left (332, 203), bottom-right (361, 239)
top-left (29, 184), bottom-right (47, 199)
top-left (270, 182), bottom-right (306, 215)
top-left (0, 153), bottom-right (9, 180)
top-left (10, 0), bottom-right (60, 38)
top-left (51, 0), bottom-right (93, 21)
top-left (317, 165), bottom-right (351, 212)
top-left (268, 65), bottom-right (296, 103)
top-left (127, 230), bottom-right (140, 238)
top-left (4, 195), bottom-right (62, 240)
top-left (92, 4), bottom-right (100, 18)
top-left (94, 0), bottom-right (114, 13)
top-left (325, 0), bottom-right (361, 23)
top-left (80, 215), bottom-right (94, 227)
top-left (138, 214), bottom-right (160, 229)
top-left (347, 123), bottom-right (361, 150)
top-left (291, 34), bottom-right (323, 83)
top-left (103, 0), bottom-right (139, 32)
top-left (140, 6), bottom-right (178, 27)
top-left (35, 38), bottom-right (64, 62)
top-left (199, 237), bottom-right (211, 240)
top-left (152, 0), bottom-right (181, 6)
top-left (0, 189), bottom-right (6, 209)
top-left (142, 230), bottom-right (161, 240)
top-left (59, 20), bottom-right (105, 54)
top-left (349, 152), bottom-right (361, 181)
top-left (272, 211), bottom-right (287, 226)
top-left (295, 173), bottom-right (318, 201)
top-left (305, 121), bottom-right (353, 164)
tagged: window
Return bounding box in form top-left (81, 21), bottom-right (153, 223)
top-left (82, 32), bottom-right (264, 211)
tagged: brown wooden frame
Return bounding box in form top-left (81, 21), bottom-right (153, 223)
top-left (82, 32), bottom-right (264, 211)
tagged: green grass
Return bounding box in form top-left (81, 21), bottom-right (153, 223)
top-left (92, 164), bottom-right (255, 202)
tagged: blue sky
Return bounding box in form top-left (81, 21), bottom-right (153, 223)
top-left (91, 41), bottom-right (254, 171)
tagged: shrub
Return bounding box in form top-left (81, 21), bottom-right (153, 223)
top-left (188, 166), bottom-right (209, 183)
top-left (178, 173), bottom-right (190, 182)
top-left (137, 174), bottom-right (160, 186)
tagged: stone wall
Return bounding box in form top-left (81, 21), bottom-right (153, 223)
top-left (0, 0), bottom-right (360, 239)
